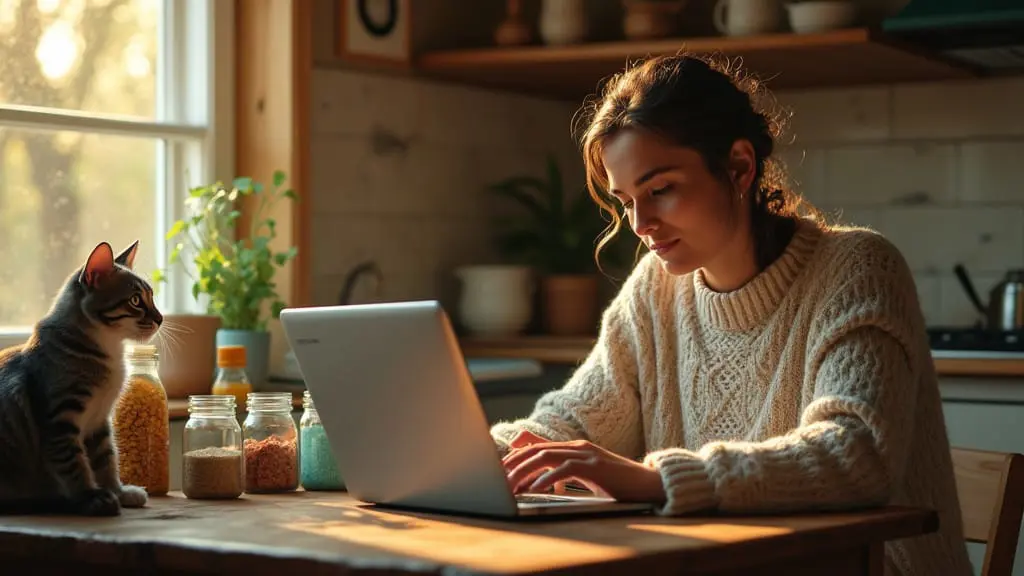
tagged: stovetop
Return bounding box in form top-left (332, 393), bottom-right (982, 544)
top-left (928, 326), bottom-right (1024, 353)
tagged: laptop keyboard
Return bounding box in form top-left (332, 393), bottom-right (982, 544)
top-left (515, 493), bottom-right (579, 504)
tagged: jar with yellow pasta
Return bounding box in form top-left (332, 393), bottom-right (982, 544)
top-left (112, 344), bottom-right (170, 496)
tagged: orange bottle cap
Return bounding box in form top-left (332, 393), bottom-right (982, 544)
top-left (217, 345), bottom-right (247, 368)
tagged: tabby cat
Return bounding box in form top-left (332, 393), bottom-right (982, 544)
top-left (0, 240), bottom-right (162, 515)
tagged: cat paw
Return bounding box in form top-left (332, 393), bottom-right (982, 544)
top-left (76, 488), bottom-right (121, 516)
top-left (118, 484), bottom-right (148, 508)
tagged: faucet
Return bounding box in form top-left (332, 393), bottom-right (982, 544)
top-left (338, 260), bottom-right (384, 305)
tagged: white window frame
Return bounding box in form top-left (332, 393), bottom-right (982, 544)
top-left (0, 0), bottom-right (234, 350)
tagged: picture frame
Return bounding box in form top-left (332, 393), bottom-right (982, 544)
top-left (337, 0), bottom-right (413, 66)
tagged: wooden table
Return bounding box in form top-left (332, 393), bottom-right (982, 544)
top-left (0, 491), bottom-right (936, 575)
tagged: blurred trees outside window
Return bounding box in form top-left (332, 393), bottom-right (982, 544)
top-left (0, 0), bottom-right (213, 330)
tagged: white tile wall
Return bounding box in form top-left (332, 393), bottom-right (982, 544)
top-left (310, 67), bottom-right (1024, 329)
top-left (777, 77), bottom-right (1024, 327)
top-left (892, 78), bottom-right (1024, 139)
top-left (308, 68), bottom-right (579, 316)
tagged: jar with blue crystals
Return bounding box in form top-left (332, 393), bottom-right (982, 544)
top-left (299, 390), bottom-right (345, 491)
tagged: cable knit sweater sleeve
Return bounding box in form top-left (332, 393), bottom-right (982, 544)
top-left (644, 234), bottom-right (923, 516)
top-left (489, 257), bottom-right (656, 460)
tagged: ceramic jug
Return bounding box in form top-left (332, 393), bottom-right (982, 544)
top-left (539, 0), bottom-right (587, 45)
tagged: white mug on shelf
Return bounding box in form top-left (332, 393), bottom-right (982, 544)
top-left (713, 0), bottom-right (784, 36)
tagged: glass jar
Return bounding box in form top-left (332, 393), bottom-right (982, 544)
top-left (242, 392), bottom-right (298, 493)
top-left (212, 345), bottom-right (252, 413)
top-left (299, 391), bottom-right (345, 491)
top-left (112, 344), bottom-right (170, 496)
top-left (182, 395), bottom-right (244, 499)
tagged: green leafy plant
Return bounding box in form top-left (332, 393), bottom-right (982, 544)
top-left (154, 170), bottom-right (299, 331)
top-left (489, 154), bottom-right (628, 275)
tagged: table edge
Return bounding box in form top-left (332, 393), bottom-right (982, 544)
top-left (0, 504), bottom-right (939, 575)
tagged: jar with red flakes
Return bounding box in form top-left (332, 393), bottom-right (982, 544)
top-left (242, 392), bottom-right (298, 493)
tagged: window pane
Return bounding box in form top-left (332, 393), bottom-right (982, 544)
top-left (0, 0), bottom-right (159, 119)
top-left (0, 127), bottom-right (158, 328)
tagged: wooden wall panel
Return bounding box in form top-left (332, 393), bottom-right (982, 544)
top-left (235, 0), bottom-right (312, 374)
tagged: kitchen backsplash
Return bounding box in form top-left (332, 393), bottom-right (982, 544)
top-left (309, 64), bottom-right (1024, 330)
top-left (309, 67), bottom-right (581, 315)
top-left (774, 77), bottom-right (1024, 328)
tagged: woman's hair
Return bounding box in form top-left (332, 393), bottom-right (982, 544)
top-left (576, 53), bottom-right (821, 272)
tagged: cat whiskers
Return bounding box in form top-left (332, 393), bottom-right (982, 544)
top-left (153, 320), bottom-right (191, 360)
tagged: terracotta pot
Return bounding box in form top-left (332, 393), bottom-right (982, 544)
top-left (623, 0), bottom-right (687, 40)
top-left (155, 314), bottom-right (221, 399)
top-left (542, 274), bottom-right (600, 336)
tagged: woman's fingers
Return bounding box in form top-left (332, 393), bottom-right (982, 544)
top-left (522, 458), bottom-right (601, 494)
top-left (502, 443), bottom-right (560, 473)
top-left (502, 439), bottom-right (590, 472)
top-left (509, 430), bottom-right (547, 449)
top-left (506, 447), bottom-right (596, 493)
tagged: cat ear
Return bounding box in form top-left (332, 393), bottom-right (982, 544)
top-left (114, 239), bottom-right (139, 269)
top-left (80, 242), bottom-right (115, 288)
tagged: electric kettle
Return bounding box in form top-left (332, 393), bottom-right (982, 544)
top-left (954, 264), bottom-right (1024, 331)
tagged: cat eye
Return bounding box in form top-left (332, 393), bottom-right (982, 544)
top-left (129, 294), bottom-right (142, 308)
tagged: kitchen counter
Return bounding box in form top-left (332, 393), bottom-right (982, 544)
top-left (166, 357), bottom-right (545, 419)
top-left (931, 350), bottom-right (1024, 378)
top-left (0, 491), bottom-right (935, 575)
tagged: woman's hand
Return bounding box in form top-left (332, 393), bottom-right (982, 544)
top-left (502, 430), bottom-right (667, 503)
top-left (504, 430), bottom-right (585, 495)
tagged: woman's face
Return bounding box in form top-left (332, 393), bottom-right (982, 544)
top-left (601, 128), bottom-right (756, 281)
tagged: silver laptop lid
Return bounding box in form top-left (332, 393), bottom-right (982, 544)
top-left (280, 301), bottom-right (518, 516)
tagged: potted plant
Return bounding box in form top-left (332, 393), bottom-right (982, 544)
top-left (157, 170), bottom-right (298, 389)
top-left (488, 154), bottom-right (630, 336)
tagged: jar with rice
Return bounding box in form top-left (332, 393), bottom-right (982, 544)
top-left (182, 395), bottom-right (244, 499)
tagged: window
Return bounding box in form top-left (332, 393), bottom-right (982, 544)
top-left (0, 0), bottom-right (232, 348)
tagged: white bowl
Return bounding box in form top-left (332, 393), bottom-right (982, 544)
top-left (786, 1), bottom-right (857, 34)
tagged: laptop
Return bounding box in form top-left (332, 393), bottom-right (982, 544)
top-left (280, 300), bottom-right (654, 519)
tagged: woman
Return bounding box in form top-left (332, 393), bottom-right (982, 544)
top-left (491, 54), bottom-right (972, 575)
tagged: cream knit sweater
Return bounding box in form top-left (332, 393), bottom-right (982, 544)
top-left (491, 219), bottom-right (973, 576)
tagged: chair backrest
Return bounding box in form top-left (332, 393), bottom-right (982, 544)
top-left (952, 447), bottom-right (1024, 576)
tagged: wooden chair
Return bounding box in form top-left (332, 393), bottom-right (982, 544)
top-left (952, 447), bottom-right (1024, 576)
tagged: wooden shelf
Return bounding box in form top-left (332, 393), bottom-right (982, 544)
top-left (416, 28), bottom-right (976, 99)
top-left (461, 335), bottom-right (595, 365)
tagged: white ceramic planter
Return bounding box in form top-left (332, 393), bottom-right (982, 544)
top-left (455, 265), bottom-right (534, 336)
top-left (785, 0), bottom-right (856, 34)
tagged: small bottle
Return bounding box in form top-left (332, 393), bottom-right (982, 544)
top-left (183, 395), bottom-right (244, 499)
top-left (243, 392), bottom-right (298, 493)
top-left (112, 345), bottom-right (170, 496)
top-left (299, 390), bottom-right (345, 491)
top-left (212, 345), bottom-right (252, 412)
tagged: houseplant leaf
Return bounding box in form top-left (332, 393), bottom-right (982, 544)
top-left (158, 171), bottom-right (300, 332)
